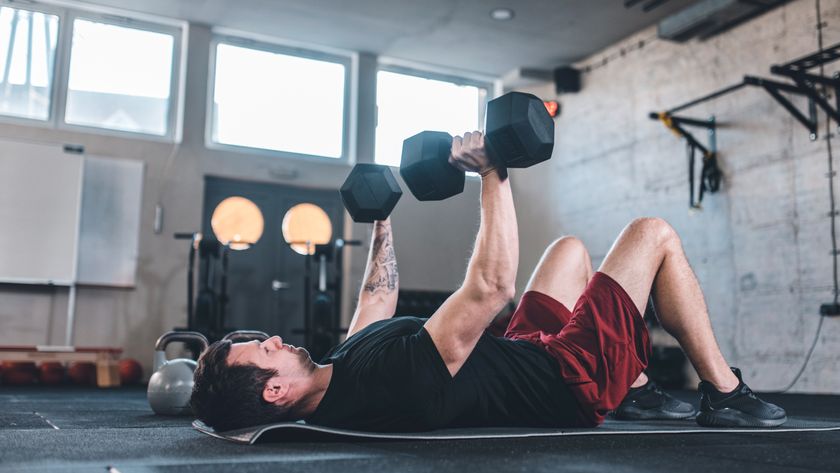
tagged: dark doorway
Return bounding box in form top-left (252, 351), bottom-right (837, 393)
top-left (201, 176), bottom-right (345, 348)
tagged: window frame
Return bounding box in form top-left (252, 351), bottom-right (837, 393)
top-left (0, 0), bottom-right (186, 142)
top-left (374, 60), bottom-right (495, 169)
top-left (206, 32), bottom-right (354, 165)
top-left (0, 0), bottom-right (64, 128)
top-left (56, 9), bottom-right (185, 142)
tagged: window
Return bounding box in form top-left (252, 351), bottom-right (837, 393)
top-left (375, 69), bottom-right (488, 167)
top-left (210, 40), bottom-right (348, 159)
top-left (0, 4), bottom-right (183, 138)
top-left (0, 6), bottom-right (59, 121)
top-left (64, 17), bottom-right (177, 136)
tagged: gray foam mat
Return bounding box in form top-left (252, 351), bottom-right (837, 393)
top-left (193, 416), bottom-right (840, 444)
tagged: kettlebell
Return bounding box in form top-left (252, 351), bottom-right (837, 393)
top-left (222, 330), bottom-right (269, 343)
top-left (147, 331), bottom-right (209, 416)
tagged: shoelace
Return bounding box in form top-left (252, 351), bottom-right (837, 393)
top-left (645, 381), bottom-right (664, 395)
top-left (739, 383), bottom-right (757, 400)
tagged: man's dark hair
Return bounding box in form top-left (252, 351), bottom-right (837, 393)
top-left (191, 340), bottom-right (294, 432)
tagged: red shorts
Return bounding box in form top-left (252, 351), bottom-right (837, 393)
top-left (502, 272), bottom-right (651, 427)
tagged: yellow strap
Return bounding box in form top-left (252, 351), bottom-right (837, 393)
top-left (657, 112), bottom-right (683, 138)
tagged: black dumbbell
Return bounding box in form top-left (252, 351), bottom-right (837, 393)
top-left (400, 92), bottom-right (554, 201)
top-left (339, 163), bottom-right (403, 223)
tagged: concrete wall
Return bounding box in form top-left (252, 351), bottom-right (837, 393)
top-left (0, 25), bottom-right (481, 374)
top-left (513, 0), bottom-right (840, 392)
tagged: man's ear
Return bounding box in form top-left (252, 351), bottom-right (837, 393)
top-left (262, 377), bottom-right (290, 404)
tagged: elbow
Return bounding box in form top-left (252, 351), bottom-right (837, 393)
top-left (500, 283), bottom-right (516, 303)
top-left (465, 278), bottom-right (515, 311)
top-left (496, 283), bottom-right (516, 309)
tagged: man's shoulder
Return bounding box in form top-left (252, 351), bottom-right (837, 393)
top-left (323, 317), bottom-right (427, 361)
top-left (351, 316), bottom-right (426, 339)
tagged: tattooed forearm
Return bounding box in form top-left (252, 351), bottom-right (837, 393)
top-left (362, 220), bottom-right (398, 296)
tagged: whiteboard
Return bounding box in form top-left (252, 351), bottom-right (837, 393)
top-left (0, 142), bottom-right (83, 284)
top-left (0, 139), bottom-right (144, 287)
top-left (76, 156), bottom-right (144, 286)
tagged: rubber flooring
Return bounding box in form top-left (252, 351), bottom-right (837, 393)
top-left (1, 387), bottom-right (838, 472)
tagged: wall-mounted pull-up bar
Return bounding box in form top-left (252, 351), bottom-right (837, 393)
top-left (650, 41), bottom-right (840, 209)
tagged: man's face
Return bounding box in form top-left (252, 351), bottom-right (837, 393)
top-left (227, 335), bottom-right (314, 376)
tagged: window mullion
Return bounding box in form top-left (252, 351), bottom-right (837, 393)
top-left (52, 7), bottom-right (73, 129)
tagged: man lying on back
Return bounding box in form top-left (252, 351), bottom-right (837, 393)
top-left (191, 132), bottom-right (785, 432)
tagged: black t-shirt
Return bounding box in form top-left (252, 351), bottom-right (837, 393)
top-left (306, 317), bottom-right (580, 432)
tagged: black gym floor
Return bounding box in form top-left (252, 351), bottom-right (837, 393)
top-left (1, 387), bottom-right (839, 472)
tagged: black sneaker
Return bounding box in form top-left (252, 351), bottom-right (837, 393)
top-left (696, 367), bottom-right (787, 428)
top-left (614, 379), bottom-right (697, 420)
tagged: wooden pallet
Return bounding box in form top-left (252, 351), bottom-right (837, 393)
top-left (0, 345), bottom-right (122, 387)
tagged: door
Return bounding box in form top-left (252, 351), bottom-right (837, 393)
top-left (201, 176), bottom-right (345, 348)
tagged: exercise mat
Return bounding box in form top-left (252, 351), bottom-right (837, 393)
top-left (193, 417), bottom-right (840, 445)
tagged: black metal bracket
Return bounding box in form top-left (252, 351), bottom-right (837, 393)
top-left (648, 112), bottom-right (721, 209)
top-left (655, 42), bottom-right (840, 138)
top-left (744, 76), bottom-right (819, 138)
top-left (763, 41), bottom-right (840, 133)
top-left (649, 41), bottom-right (840, 208)
top-left (658, 76), bottom-right (820, 138)
top-left (648, 113), bottom-right (716, 155)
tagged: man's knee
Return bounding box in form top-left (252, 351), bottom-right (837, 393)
top-left (545, 235), bottom-right (590, 263)
top-left (625, 217), bottom-right (680, 248)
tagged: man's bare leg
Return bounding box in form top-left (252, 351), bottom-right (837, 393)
top-left (525, 236), bottom-right (592, 308)
top-left (600, 217), bottom-right (787, 427)
top-left (599, 217), bottom-right (738, 392)
top-left (525, 236), bottom-right (652, 388)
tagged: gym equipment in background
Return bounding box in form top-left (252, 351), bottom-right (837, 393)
top-left (68, 362), bottom-right (97, 386)
top-left (280, 201), bottom-right (360, 359)
top-left (649, 41), bottom-right (840, 209)
top-left (0, 346), bottom-right (121, 387)
top-left (288, 239), bottom-right (360, 360)
top-left (39, 362), bottom-right (66, 386)
top-left (1, 361), bottom-right (37, 386)
top-left (118, 359), bottom-right (143, 385)
top-left (400, 91), bottom-right (555, 201)
top-left (222, 330), bottom-right (270, 343)
top-left (395, 290), bottom-right (453, 319)
top-left (173, 232), bottom-right (236, 341)
top-left (147, 331), bottom-right (209, 416)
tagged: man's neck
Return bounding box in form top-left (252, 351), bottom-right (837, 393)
top-left (294, 363), bottom-right (333, 418)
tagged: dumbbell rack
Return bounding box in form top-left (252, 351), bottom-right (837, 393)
top-left (0, 345), bottom-right (122, 387)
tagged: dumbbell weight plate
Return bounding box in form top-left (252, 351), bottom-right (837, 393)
top-left (400, 131), bottom-right (465, 201)
top-left (485, 92), bottom-right (554, 169)
top-left (340, 164), bottom-right (403, 223)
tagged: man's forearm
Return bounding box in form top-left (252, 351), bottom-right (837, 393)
top-left (345, 219), bottom-right (399, 338)
top-left (463, 171), bottom-right (518, 307)
top-left (358, 219), bottom-right (399, 310)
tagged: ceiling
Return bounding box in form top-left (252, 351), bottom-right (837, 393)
top-left (84, 0), bottom-right (701, 76)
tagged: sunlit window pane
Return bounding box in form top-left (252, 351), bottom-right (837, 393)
top-left (65, 19), bottom-right (174, 135)
top-left (375, 71), bottom-right (485, 167)
top-left (0, 7), bottom-right (59, 121)
top-left (211, 43), bottom-right (346, 158)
